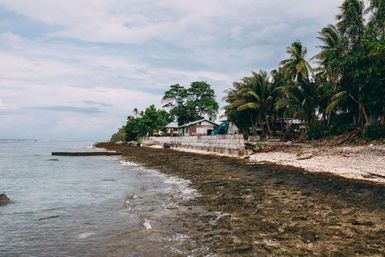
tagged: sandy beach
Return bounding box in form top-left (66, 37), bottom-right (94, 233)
top-left (250, 143), bottom-right (385, 184)
top-left (97, 142), bottom-right (385, 256)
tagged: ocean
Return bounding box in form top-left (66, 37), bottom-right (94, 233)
top-left (0, 140), bottom-right (199, 257)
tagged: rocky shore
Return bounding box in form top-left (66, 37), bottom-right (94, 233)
top-left (97, 142), bottom-right (385, 256)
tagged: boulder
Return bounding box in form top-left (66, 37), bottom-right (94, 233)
top-left (0, 193), bottom-right (10, 206)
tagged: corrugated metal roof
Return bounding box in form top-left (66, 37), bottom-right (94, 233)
top-left (165, 122), bottom-right (179, 128)
top-left (178, 119), bottom-right (218, 128)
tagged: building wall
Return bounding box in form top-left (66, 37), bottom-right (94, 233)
top-left (179, 123), bottom-right (217, 136)
top-left (143, 134), bottom-right (245, 156)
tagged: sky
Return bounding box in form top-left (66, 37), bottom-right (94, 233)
top-left (0, 0), bottom-right (343, 140)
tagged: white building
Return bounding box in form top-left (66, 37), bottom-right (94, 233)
top-left (178, 119), bottom-right (218, 136)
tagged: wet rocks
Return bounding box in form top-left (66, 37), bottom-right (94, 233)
top-left (0, 193), bottom-right (10, 206)
top-left (225, 244), bottom-right (253, 254)
top-left (163, 143), bottom-right (171, 149)
top-left (351, 219), bottom-right (375, 227)
top-left (208, 213), bottom-right (232, 230)
top-left (96, 142), bottom-right (385, 256)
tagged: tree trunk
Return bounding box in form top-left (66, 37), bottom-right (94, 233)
top-left (360, 103), bottom-right (370, 127)
top-left (349, 94), bottom-right (369, 128)
top-left (249, 115), bottom-right (256, 135)
top-left (265, 115), bottom-right (272, 136)
top-left (327, 112), bottom-right (333, 127)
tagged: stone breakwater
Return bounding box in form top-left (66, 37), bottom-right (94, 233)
top-left (143, 134), bottom-right (246, 156)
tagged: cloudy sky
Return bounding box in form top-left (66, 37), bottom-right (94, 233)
top-left (0, 0), bottom-right (342, 140)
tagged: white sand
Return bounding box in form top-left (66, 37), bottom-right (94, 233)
top-left (250, 144), bottom-right (385, 184)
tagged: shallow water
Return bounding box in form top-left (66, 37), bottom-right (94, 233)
top-left (0, 140), bottom-right (198, 257)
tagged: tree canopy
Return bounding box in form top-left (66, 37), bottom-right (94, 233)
top-left (124, 105), bottom-right (173, 141)
top-left (225, 0), bottom-right (385, 139)
top-left (162, 81), bottom-right (219, 125)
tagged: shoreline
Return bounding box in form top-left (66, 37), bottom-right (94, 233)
top-left (147, 140), bottom-right (385, 185)
top-left (96, 142), bottom-right (385, 256)
top-left (249, 143), bottom-right (385, 184)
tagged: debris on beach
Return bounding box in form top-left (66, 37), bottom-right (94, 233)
top-left (143, 219), bottom-right (152, 230)
top-left (296, 153), bottom-right (314, 160)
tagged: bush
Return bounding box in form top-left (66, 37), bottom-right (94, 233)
top-left (326, 124), bottom-right (355, 137)
top-left (363, 123), bottom-right (385, 140)
top-left (305, 122), bottom-right (327, 140)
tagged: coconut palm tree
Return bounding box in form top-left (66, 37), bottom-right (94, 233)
top-left (366, 0), bottom-right (385, 33)
top-left (280, 41), bottom-right (313, 82)
top-left (329, 0), bottom-right (370, 127)
top-left (227, 71), bottom-right (275, 135)
top-left (315, 24), bottom-right (346, 83)
top-left (279, 41), bottom-right (318, 128)
top-left (337, 0), bottom-right (364, 46)
top-left (314, 24), bottom-right (348, 124)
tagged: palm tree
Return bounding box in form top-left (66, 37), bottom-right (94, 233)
top-left (280, 41), bottom-right (313, 82)
top-left (328, 0), bottom-right (370, 127)
top-left (276, 80), bottom-right (319, 127)
top-left (366, 0), bottom-right (385, 33)
top-left (227, 71), bottom-right (275, 135)
top-left (315, 24), bottom-right (345, 83)
top-left (314, 24), bottom-right (347, 125)
top-left (133, 108), bottom-right (140, 116)
top-left (337, 0), bottom-right (364, 46)
top-left (279, 41), bottom-right (317, 128)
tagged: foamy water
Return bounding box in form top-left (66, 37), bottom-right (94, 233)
top-left (0, 140), bottom-right (201, 257)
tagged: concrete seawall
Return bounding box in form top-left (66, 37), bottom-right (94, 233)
top-left (143, 135), bottom-right (246, 156)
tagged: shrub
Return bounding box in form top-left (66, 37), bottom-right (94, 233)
top-left (363, 123), bottom-right (385, 140)
top-left (305, 122), bottom-right (327, 140)
top-left (326, 124), bottom-right (355, 137)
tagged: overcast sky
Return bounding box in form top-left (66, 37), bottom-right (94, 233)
top-left (0, 0), bottom-right (343, 140)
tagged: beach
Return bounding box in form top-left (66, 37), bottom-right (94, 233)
top-left (97, 142), bottom-right (385, 256)
top-left (249, 143), bottom-right (385, 184)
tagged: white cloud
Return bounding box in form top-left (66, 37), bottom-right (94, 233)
top-left (0, 31), bottom-right (232, 139)
top-left (0, 0), bottom-right (344, 139)
top-left (0, 0), bottom-right (342, 44)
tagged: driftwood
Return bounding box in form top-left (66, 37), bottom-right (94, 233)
top-left (297, 154), bottom-right (314, 160)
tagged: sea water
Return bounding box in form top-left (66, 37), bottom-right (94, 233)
top-left (0, 140), bottom-right (198, 257)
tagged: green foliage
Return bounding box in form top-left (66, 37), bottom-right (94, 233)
top-left (363, 123), bottom-right (385, 139)
top-left (280, 41), bottom-right (312, 81)
top-left (162, 82), bottom-right (219, 125)
top-left (224, 71), bottom-right (275, 135)
top-left (113, 0), bottom-right (384, 143)
top-left (224, 0), bottom-right (385, 141)
top-left (110, 126), bottom-right (126, 142)
top-left (305, 122), bottom-right (327, 140)
top-left (125, 105), bottom-right (173, 141)
top-left (255, 141), bottom-right (266, 150)
top-left (326, 113), bottom-right (356, 136)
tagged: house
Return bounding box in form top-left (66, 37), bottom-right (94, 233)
top-left (178, 119), bottom-right (218, 136)
top-left (286, 119), bottom-right (306, 133)
top-left (211, 120), bottom-right (240, 135)
top-left (165, 122), bottom-right (179, 136)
